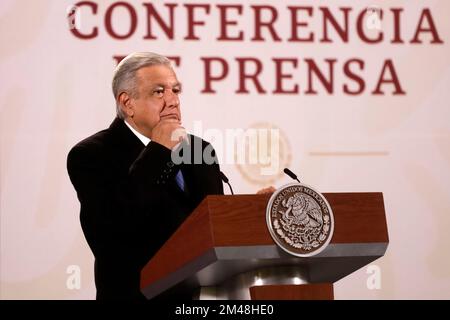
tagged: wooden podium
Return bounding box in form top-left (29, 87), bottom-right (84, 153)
top-left (140, 193), bottom-right (389, 300)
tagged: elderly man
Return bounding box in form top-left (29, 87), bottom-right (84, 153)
top-left (67, 52), bottom-right (224, 300)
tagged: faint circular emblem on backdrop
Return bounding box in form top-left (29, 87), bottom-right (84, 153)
top-left (235, 122), bottom-right (291, 186)
top-left (266, 183), bottom-right (334, 257)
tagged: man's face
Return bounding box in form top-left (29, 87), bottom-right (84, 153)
top-left (129, 64), bottom-right (182, 138)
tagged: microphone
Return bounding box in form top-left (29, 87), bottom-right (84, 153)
top-left (220, 171), bottom-right (234, 195)
top-left (283, 168), bottom-right (301, 183)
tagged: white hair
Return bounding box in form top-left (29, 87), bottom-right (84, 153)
top-left (112, 52), bottom-right (171, 119)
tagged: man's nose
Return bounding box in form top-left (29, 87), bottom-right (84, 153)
top-left (163, 90), bottom-right (179, 108)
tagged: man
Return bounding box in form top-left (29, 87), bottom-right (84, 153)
top-left (67, 52), bottom-right (223, 300)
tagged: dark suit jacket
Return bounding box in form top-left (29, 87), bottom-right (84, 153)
top-left (67, 118), bottom-right (223, 300)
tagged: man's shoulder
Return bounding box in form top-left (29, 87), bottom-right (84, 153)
top-left (67, 127), bottom-right (114, 166)
top-left (72, 128), bottom-right (111, 150)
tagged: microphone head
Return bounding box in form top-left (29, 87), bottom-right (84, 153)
top-left (283, 168), bottom-right (297, 180)
top-left (220, 171), bottom-right (229, 183)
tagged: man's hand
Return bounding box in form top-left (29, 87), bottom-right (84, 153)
top-left (256, 186), bottom-right (276, 194)
top-left (150, 119), bottom-right (187, 150)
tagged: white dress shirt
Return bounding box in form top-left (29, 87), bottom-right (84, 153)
top-left (124, 120), bottom-right (150, 146)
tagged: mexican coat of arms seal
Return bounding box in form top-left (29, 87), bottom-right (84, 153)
top-left (266, 183), bottom-right (334, 257)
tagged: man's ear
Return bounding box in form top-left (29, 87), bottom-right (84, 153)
top-left (118, 92), bottom-right (134, 118)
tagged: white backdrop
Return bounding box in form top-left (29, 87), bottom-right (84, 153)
top-left (1, 0), bottom-right (449, 299)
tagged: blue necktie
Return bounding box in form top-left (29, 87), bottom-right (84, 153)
top-left (175, 170), bottom-right (185, 192)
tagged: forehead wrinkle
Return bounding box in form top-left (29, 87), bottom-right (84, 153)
top-left (137, 65), bottom-right (177, 81)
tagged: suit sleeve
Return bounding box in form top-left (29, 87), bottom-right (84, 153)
top-left (67, 140), bottom-right (185, 266)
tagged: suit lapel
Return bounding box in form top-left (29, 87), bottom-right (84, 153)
top-left (108, 118), bottom-right (145, 171)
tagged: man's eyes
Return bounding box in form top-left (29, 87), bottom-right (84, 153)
top-left (152, 87), bottom-right (181, 97)
top-left (153, 88), bottom-right (164, 97)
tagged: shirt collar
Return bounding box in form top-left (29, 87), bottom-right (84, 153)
top-left (124, 120), bottom-right (151, 146)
